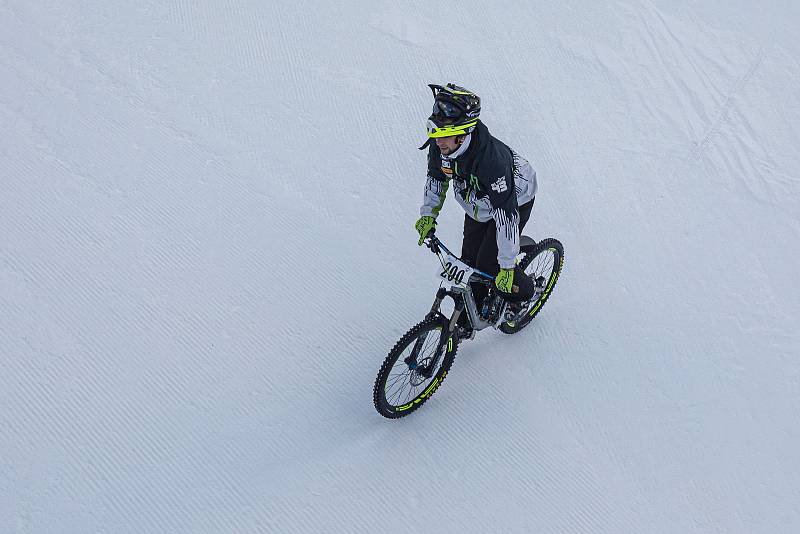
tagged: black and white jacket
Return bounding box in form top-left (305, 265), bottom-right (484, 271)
top-left (420, 121), bottom-right (538, 270)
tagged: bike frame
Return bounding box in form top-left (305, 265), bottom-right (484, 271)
top-left (406, 236), bottom-right (508, 378)
top-left (410, 234), bottom-right (541, 378)
top-left (425, 236), bottom-right (507, 333)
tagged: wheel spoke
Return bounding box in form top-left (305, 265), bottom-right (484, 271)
top-left (515, 247), bottom-right (558, 321)
top-left (390, 372), bottom-right (416, 404)
top-left (385, 371), bottom-right (411, 402)
top-left (527, 249), bottom-right (554, 280)
top-left (536, 251), bottom-right (551, 275)
top-left (385, 368), bottom-right (410, 392)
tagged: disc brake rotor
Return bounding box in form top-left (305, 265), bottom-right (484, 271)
top-left (409, 357), bottom-right (433, 386)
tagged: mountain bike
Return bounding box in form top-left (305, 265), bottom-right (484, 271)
top-left (373, 234), bottom-right (564, 418)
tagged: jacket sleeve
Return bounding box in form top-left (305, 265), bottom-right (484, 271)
top-left (420, 144), bottom-right (450, 218)
top-left (483, 159), bottom-right (520, 270)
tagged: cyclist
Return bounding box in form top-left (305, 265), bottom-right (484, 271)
top-left (415, 83), bottom-right (538, 335)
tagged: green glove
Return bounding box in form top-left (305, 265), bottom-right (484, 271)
top-left (415, 216), bottom-right (436, 245)
top-left (495, 268), bottom-right (515, 293)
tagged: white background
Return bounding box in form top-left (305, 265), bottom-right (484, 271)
top-left (2, 1), bottom-right (799, 532)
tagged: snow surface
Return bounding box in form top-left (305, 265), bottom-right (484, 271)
top-left (2, 1), bottom-right (800, 532)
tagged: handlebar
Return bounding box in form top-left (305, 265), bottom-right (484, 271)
top-left (424, 233), bottom-right (442, 254)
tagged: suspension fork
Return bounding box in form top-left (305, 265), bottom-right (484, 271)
top-left (427, 287), bottom-right (448, 317)
top-left (426, 287), bottom-right (463, 339)
top-left (406, 288), bottom-right (450, 367)
top-left (408, 289), bottom-right (463, 375)
top-left (423, 298), bottom-right (463, 377)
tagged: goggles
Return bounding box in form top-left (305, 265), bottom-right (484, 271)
top-left (432, 99), bottom-right (464, 121)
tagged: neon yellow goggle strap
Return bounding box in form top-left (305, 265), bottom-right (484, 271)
top-left (426, 119), bottom-right (478, 139)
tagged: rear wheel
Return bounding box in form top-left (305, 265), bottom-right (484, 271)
top-left (500, 238), bottom-right (564, 334)
top-left (373, 317), bottom-right (458, 418)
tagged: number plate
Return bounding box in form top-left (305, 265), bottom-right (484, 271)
top-left (435, 252), bottom-right (475, 288)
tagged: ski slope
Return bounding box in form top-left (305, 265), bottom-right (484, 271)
top-left (2, 1), bottom-right (799, 532)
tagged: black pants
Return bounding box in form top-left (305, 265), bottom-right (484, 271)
top-left (461, 198), bottom-right (535, 307)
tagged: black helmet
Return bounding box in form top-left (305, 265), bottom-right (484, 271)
top-left (426, 83), bottom-right (481, 139)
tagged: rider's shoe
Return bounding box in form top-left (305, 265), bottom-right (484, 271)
top-left (505, 300), bottom-right (530, 325)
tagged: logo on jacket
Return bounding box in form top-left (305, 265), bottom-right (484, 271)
top-left (491, 176), bottom-right (508, 193)
top-left (440, 158), bottom-right (453, 177)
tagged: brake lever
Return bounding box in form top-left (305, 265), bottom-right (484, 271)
top-left (428, 235), bottom-right (440, 254)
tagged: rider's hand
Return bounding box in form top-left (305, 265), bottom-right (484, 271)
top-left (414, 216), bottom-right (436, 246)
top-left (495, 268), bottom-right (515, 293)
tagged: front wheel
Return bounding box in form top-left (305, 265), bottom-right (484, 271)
top-left (373, 317), bottom-right (458, 419)
top-left (500, 238), bottom-right (564, 334)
